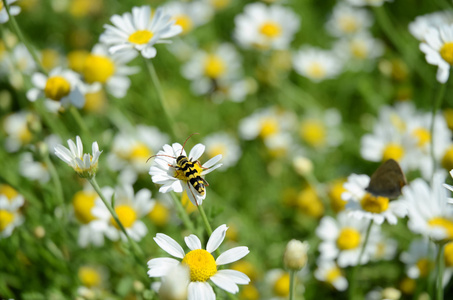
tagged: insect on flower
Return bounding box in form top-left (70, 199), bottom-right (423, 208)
top-left (148, 134), bottom-right (222, 206)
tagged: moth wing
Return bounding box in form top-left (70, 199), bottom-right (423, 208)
top-left (366, 159), bottom-right (407, 199)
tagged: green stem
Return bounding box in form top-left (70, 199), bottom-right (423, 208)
top-left (169, 191), bottom-right (196, 233)
top-left (42, 154), bottom-right (66, 219)
top-left (435, 242), bottom-right (445, 300)
top-left (3, 0), bottom-right (46, 74)
top-left (144, 59), bottom-right (177, 140)
top-left (349, 220), bottom-right (373, 300)
top-left (197, 205), bottom-right (213, 236)
top-left (87, 177), bottom-right (144, 258)
top-left (69, 106), bottom-right (90, 138)
top-left (289, 270), bottom-right (296, 300)
top-left (430, 82), bottom-right (447, 180)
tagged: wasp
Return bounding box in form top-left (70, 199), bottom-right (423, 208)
top-left (147, 133), bottom-right (209, 202)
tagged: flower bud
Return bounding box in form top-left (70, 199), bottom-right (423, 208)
top-left (283, 239), bottom-right (309, 270)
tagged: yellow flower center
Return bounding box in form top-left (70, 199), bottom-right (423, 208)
top-left (442, 146), bottom-right (453, 171)
top-left (259, 118), bottom-right (279, 138)
top-left (181, 249), bottom-right (217, 282)
top-left (299, 120), bottom-right (326, 147)
top-left (67, 50), bottom-right (89, 73)
top-left (111, 205), bottom-right (137, 229)
top-left (128, 30), bottom-right (154, 45)
top-left (210, 0), bottom-right (230, 9)
top-left (326, 266), bottom-right (342, 284)
top-left (174, 14), bottom-right (193, 34)
top-left (83, 54), bottom-right (115, 84)
top-left (78, 266), bottom-right (101, 288)
top-left (440, 42), bottom-right (453, 65)
top-left (273, 273), bottom-right (290, 297)
top-left (207, 144), bottom-right (226, 159)
top-left (307, 62), bottom-right (326, 79)
top-left (416, 258), bottom-right (433, 278)
top-left (412, 128), bottom-right (430, 148)
top-left (0, 210), bottom-right (14, 231)
top-left (72, 190), bottom-right (97, 224)
top-left (382, 143), bottom-right (404, 162)
top-left (130, 142), bottom-right (152, 161)
top-left (428, 217), bottom-right (453, 241)
top-left (338, 16), bottom-right (358, 34)
top-left (44, 76), bottom-right (71, 101)
top-left (350, 40), bottom-right (367, 59)
top-left (329, 180), bottom-right (347, 213)
top-left (239, 285), bottom-right (259, 300)
top-left (148, 202), bottom-right (170, 227)
top-left (337, 228), bottom-right (361, 250)
top-left (444, 242), bottom-right (453, 267)
top-left (0, 184), bottom-right (19, 200)
top-left (204, 55), bottom-right (226, 79)
top-left (360, 193), bottom-right (389, 213)
top-left (297, 187), bottom-right (324, 218)
top-left (260, 21), bottom-right (281, 38)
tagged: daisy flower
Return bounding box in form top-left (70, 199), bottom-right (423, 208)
top-left (100, 6), bottom-right (182, 59)
top-left (409, 11), bottom-right (453, 41)
top-left (82, 43), bottom-right (139, 98)
top-left (26, 67), bottom-right (87, 112)
top-left (54, 136), bottom-right (102, 179)
top-left (3, 110), bottom-right (37, 152)
top-left (234, 3), bottom-right (300, 50)
top-left (326, 3), bottom-right (373, 37)
top-left (293, 47), bottom-right (343, 82)
top-left (202, 132), bottom-right (242, 170)
top-left (316, 211), bottom-right (379, 267)
top-left (147, 224), bottom-right (250, 299)
top-left (420, 23), bottom-right (453, 83)
top-left (314, 260), bottom-right (348, 291)
top-left (299, 108), bottom-right (343, 149)
top-left (342, 173), bottom-right (408, 225)
top-left (0, 184), bottom-right (24, 238)
top-left (164, 1), bottom-right (213, 35)
top-left (91, 185), bottom-right (155, 242)
top-left (149, 142), bottom-right (222, 206)
top-left (400, 238), bottom-right (436, 279)
top-left (264, 269), bottom-right (291, 299)
top-left (0, 0), bottom-right (21, 24)
top-left (403, 171), bottom-right (453, 242)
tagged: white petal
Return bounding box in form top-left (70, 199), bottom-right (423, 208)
top-left (189, 144), bottom-right (205, 161)
top-left (188, 282), bottom-right (215, 300)
top-left (215, 269), bottom-right (250, 284)
top-left (206, 224), bottom-right (228, 253)
top-left (216, 247), bottom-right (249, 265)
top-left (154, 233), bottom-right (185, 258)
top-left (147, 257), bottom-right (180, 277)
top-left (202, 155), bottom-right (222, 168)
top-left (184, 234), bottom-right (202, 250)
top-left (141, 46), bottom-right (157, 59)
top-left (210, 273), bottom-right (239, 294)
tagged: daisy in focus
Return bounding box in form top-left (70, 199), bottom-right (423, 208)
top-left (325, 3), bottom-right (373, 37)
top-left (420, 23), bottom-right (453, 83)
top-left (0, 0), bottom-right (21, 24)
top-left (0, 184), bottom-right (25, 238)
top-left (234, 3), bottom-right (300, 50)
top-left (147, 224), bottom-right (250, 299)
top-left (149, 141), bottom-right (222, 206)
top-left (91, 185), bottom-right (155, 242)
top-left (54, 136), bottom-right (102, 179)
top-left (342, 173), bottom-right (407, 225)
top-left (292, 47), bottom-right (343, 82)
top-left (100, 5), bottom-right (182, 59)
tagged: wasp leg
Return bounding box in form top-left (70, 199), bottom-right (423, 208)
top-left (196, 160), bottom-right (210, 170)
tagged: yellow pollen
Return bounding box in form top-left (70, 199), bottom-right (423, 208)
top-left (148, 202), bottom-right (170, 227)
top-left (259, 118), bottom-right (279, 138)
top-left (273, 273), bottom-right (290, 297)
top-left (326, 266), bottom-right (342, 284)
top-left (174, 14), bottom-right (194, 34)
top-left (360, 193), bottom-right (389, 213)
top-left (260, 21), bottom-right (281, 38)
top-left (78, 266), bottom-right (101, 288)
top-left (416, 258), bottom-right (433, 278)
top-left (442, 146), bottom-right (453, 171)
top-left (0, 184), bottom-right (19, 200)
top-left (111, 205), bottom-right (137, 229)
top-left (338, 16), bottom-right (358, 34)
top-left (412, 128), bottom-right (430, 148)
top-left (208, 144), bottom-right (226, 158)
top-left (299, 120), bottom-right (326, 148)
top-left (0, 210), bottom-right (14, 231)
top-left (128, 30), bottom-right (154, 45)
top-left (350, 40), bottom-right (368, 59)
top-left (44, 76), bottom-right (71, 101)
top-left (72, 190), bottom-right (97, 224)
top-left (204, 55), bottom-right (226, 79)
top-left (83, 54), bottom-right (115, 84)
top-left (444, 242), bottom-right (453, 267)
top-left (67, 50), bottom-right (89, 73)
top-left (307, 62), bottom-right (326, 79)
top-left (382, 143), bottom-right (404, 162)
top-left (337, 227), bottom-right (361, 250)
top-left (182, 249), bottom-right (217, 282)
top-left (440, 42), bottom-right (453, 65)
top-left (428, 217), bottom-right (453, 241)
top-left (329, 180), bottom-right (347, 213)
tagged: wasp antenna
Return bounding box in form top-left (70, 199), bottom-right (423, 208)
top-left (146, 154), bottom-right (176, 163)
top-left (180, 133), bottom-right (200, 156)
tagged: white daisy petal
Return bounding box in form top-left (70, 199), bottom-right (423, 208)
top-left (215, 269), bottom-right (250, 284)
top-left (147, 257), bottom-right (180, 277)
top-left (154, 233), bottom-right (185, 258)
top-left (206, 224), bottom-right (228, 253)
top-left (216, 246), bottom-right (250, 265)
top-left (210, 273), bottom-right (239, 294)
top-left (188, 282), bottom-right (215, 300)
top-left (184, 234), bottom-right (202, 250)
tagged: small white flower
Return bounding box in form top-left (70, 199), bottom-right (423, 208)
top-left (299, 108), bottom-right (343, 149)
top-left (100, 6), bottom-right (182, 59)
top-left (54, 136), bottom-right (102, 178)
top-left (234, 3), bottom-right (300, 50)
top-left (0, 184), bottom-right (25, 239)
top-left (3, 110), bottom-right (37, 153)
top-left (420, 23), bottom-right (453, 83)
top-left (147, 224), bottom-right (250, 299)
top-left (400, 238), bottom-right (436, 279)
top-left (0, 0), bottom-right (21, 24)
top-left (164, 1), bottom-right (213, 35)
top-left (409, 11), bottom-right (453, 41)
top-left (202, 132), bottom-right (241, 170)
top-left (149, 142), bottom-right (222, 206)
top-left (91, 185), bottom-right (155, 242)
top-left (342, 173), bottom-right (408, 225)
top-left (19, 152), bottom-right (50, 183)
top-left (326, 3), bottom-right (373, 37)
top-left (315, 260), bottom-right (348, 291)
top-left (293, 47), bottom-right (343, 82)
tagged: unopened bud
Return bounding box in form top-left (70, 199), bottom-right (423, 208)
top-left (283, 239), bottom-right (309, 270)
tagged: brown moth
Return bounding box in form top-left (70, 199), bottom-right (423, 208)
top-left (365, 159), bottom-right (407, 199)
